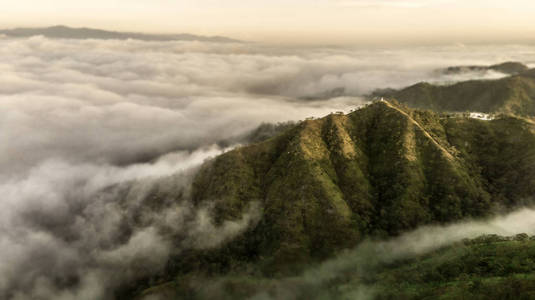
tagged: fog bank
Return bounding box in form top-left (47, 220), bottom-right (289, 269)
top-left (2, 36), bottom-right (535, 299)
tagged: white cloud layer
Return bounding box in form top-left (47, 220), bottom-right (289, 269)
top-left (1, 36), bottom-right (535, 299)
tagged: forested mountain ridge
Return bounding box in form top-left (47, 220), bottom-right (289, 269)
top-left (190, 100), bottom-right (535, 269)
top-left (125, 100), bottom-right (535, 299)
top-left (377, 67), bottom-right (535, 116)
top-left (371, 233), bottom-right (535, 300)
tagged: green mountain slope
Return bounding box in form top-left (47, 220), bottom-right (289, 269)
top-left (144, 234), bottom-right (535, 300)
top-left (380, 68), bottom-right (535, 116)
top-left (121, 101), bottom-right (535, 299)
top-left (188, 101), bottom-right (535, 269)
top-left (372, 234), bottom-right (535, 300)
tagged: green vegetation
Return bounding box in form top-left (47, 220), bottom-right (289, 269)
top-left (135, 234), bottom-right (535, 300)
top-left (374, 234), bottom-right (535, 300)
top-left (122, 101), bottom-right (535, 299)
top-left (378, 67), bottom-right (535, 116)
top-left (190, 101), bottom-right (535, 271)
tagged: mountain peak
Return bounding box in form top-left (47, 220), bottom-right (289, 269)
top-left (184, 101), bottom-right (535, 276)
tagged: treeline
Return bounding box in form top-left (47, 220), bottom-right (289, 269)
top-left (377, 234), bottom-right (535, 300)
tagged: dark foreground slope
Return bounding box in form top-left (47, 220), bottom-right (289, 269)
top-left (125, 101), bottom-right (535, 298)
top-left (140, 234), bottom-right (535, 300)
top-left (380, 68), bottom-right (535, 116)
top-left (373, 234), bottom-right (535, 300)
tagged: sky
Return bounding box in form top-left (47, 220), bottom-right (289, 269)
top-left (1, 0), bottom-right (535, 45)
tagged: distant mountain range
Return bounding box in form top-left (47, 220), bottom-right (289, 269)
top-left (438, 61), bottom-right (529, 76)
top-left (0, 25), bottom-right (241, 43)
top-left (375, 63), bottom-right (535, 116)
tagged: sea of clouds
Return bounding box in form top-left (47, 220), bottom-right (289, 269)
top-left (1, 35), bottom-right (535, 299)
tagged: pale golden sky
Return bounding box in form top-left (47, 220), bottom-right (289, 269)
top-left (1, 0), bottom-right (535, 45)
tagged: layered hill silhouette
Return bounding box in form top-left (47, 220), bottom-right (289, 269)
top-left (0, 25), bottom-right (240, 43)
top-left (125, 100), bottom-right (535, 299)
top-left (376, 65), bottom-right (535, 116)
top-left (438, 61), bottom-right (529, 76)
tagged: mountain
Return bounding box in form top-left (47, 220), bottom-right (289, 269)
top-left (123, 100), bottom-right (535, 298)
top-left (0, 25), bottom-right (241, 43)
top-left (377, 67), bottom-right (535, 116)
top-left (148, 234), bottom-right (535, 300)
top-left (374, 234), bottom-right (535, 300)
top-left (438, 62), bottom-right (529, 76)
top-left (244, 121), bottom-right (297, 144)
top-left (191, 100), bottom-right (535, 266)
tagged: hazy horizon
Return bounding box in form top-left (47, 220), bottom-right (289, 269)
top-left (1, 0), bottom-right (535, 45)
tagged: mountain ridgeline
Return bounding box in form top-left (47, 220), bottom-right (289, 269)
top-left (127, 100), bottom-right (535, 299)
top-left (0, 25), bottom-right (241, 43)
top-left (439, 61), bottom-right (529, 76)
top-left (115, 62), bottom-right (535, 298)
top-left (377, 64), bottom-right (535, 116)
top-left (189, 101), bottom-right (535, 271)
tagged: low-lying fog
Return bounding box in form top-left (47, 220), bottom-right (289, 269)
top-left (1, 36), bottom-right (535, 299)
